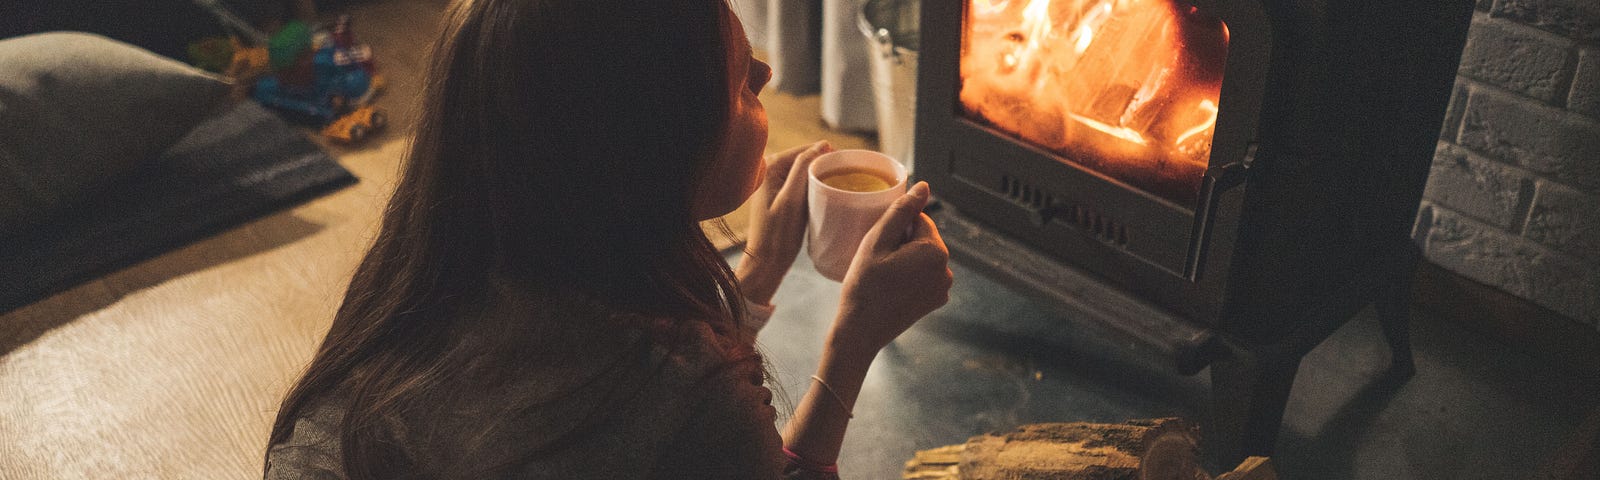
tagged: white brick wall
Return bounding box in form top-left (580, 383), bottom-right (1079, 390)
top-left (1418, 0), bottom-right (1600, 328)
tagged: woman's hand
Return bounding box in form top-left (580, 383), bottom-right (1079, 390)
top-left (830, 181), bottom-right (952, 358)
top-left (781, 182), bottom-right (950, 468)
top-left (736, 140), bottom-right (833, 306)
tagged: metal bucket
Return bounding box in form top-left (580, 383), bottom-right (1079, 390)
top-left (858, 0), bottom-right (919, 171)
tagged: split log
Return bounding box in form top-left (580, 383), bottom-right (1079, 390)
top-left (903, 418), bottom-right (1275, 480)
top-left (903, 444), bottom-right (965, 480)
top-left (1214, 457), bottom-right (1277, 480)
top-left (902, 418), bottom-right (1201, 480)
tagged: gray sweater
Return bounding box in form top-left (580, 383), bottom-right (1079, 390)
top-left (264, 279), bottom-right (836, 479)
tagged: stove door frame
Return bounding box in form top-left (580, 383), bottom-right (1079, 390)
top-left (914, 0), bottom-right (1272, 322)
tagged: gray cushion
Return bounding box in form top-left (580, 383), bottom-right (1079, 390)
top-left (0, 31), bottom-right (232, 233)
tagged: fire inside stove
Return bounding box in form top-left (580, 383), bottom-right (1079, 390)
top-left (961, 0), bottom-right (1228, 205)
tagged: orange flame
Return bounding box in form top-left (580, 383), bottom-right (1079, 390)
top-left (961, 0), bottom-right (1228, 204)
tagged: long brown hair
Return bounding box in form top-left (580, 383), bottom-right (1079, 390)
top-left (268, 0), bottom-right (746, 476)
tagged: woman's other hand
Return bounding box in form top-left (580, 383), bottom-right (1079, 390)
top-left (831, 181), bottom-right (952, 358)
top-left (736, 140), bottom-right (833, 305)
top-left (781, 182), bottom-right (948, 467)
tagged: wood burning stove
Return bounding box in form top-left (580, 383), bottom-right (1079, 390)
top-left (914, 0), bottom-right (1474, 464)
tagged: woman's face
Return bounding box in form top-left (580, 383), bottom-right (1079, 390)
top-left (692, 13), bottom-right (772, 220)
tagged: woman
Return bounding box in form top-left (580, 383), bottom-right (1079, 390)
top-left (264, 0), bottom-right (952, 478)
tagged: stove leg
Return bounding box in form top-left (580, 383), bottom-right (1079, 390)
top-left (1209, 349), bottom-right (1302, 467)
top-left (1375, 248), bottom-right (1420, 379)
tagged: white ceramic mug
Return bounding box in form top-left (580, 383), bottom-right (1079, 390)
top-left (807, 150), bottom-right (908, 282)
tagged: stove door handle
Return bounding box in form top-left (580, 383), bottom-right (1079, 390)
top-left (1184, 158), bottom-right (1250, 281)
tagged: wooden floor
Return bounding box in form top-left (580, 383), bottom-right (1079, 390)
top-left (0, 1), bottom-right (870, 477)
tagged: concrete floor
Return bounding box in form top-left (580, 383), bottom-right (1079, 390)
top-left (744, 249), bottom-right (1599, 479)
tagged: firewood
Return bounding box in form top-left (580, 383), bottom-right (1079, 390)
top-left (1214, 457), bottom-right (1276, 480)
top-left (903, 418), bottom-right (1207, 480)
top-left (902, 444), bottom-right (964, 479)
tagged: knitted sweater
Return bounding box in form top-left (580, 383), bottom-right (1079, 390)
top-left (264, 279), bottom-right (837, 479)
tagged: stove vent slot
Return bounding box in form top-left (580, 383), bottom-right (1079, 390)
top-left (1000, 175), bottom-right (1129, 247)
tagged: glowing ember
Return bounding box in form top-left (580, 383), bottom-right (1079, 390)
top-left (1069, 112), bottom-right (1148, 145)
top-left (961, 0), bottom-right (1228, 204)
top-left (1174, 99), bottom-right (1218, 146)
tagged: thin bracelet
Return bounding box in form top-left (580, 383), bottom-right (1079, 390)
top-left (809, 375), bottom-right (853, 418)
top-left (782, 445), bottom-right (840, 473)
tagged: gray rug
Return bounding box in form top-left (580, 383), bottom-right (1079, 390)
top-left (0, 100), bottom-right (357, 313)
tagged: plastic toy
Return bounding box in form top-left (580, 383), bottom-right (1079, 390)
top-left (188, 0), bottom-right (387, 143)
top-left (188, 36), bottom-right (236, 74)
top-left (323, 106), bottom-right (387, 143)
top-left (228, 40), bottom-right (271, 82)
top-left (250, 16), bottom-right (387, 143)
top-left (187, 0), bottom-right (270, 78)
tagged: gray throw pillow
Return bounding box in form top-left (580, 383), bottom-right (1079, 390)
top-left (0, 32), bottom-right (233, 234)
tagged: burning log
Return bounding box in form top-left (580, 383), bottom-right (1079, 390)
top-left (959, 0), bottom-right (1229, 204)
top-left (902, 418), bottom-right (1277, 480)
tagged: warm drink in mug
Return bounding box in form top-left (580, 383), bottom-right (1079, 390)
top-left (807, 150), bottom-right (908, 281)
top-left (817, 167), bottom-right (897, 193)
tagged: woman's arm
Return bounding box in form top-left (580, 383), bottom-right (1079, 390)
top-left (736, 139), bottom-right (950, 471)
top-left (780, 182), bottom-right (951, 470)
top-left (778, 333), bottom-right (873, 470)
